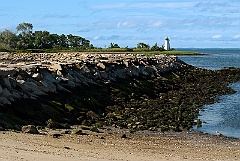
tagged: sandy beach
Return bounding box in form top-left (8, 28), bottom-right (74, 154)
top-left (0, 127), bottom-right (239, 161)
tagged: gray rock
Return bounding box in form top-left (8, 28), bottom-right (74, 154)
top-left (40, 69), bottom-right (56, 83)
top-left (0, 68), bottom-right (16, 76)
top-left (9, 78), bottom-right (17, 88)
top-left (67, 80), bottom-right (75, 88)
top-left (0, 84), bottom-right (3, 94)
top-left (73, 75), bottom-right (81, 83)
top-left (113, 69), bottom-right (125, 79)
top-left (24, 81), bottom-right (40, 92)
top-left (99, 71), bottom-right (109, 80)
top-left (32, 90), bottom-right (46, 96)
top-left (11, 91), bottom-right (21, 99)
top-left (3, 78), bottom-right (11, 88)
top-left (1, 88), bottom-right (12, 97)
top-left (0, 97), bottom-right (11, 105)
top-left (40, 80), bottom-right (56, 93)
top-left (56, 84), bottom-right (71, 92)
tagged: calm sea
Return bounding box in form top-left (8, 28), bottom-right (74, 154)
top-left (178, 48), bottom-right (240, 138)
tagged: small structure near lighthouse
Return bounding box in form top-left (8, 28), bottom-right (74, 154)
top-left (164, 37), bottom-right (170, 50)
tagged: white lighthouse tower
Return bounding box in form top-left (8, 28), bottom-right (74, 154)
top-left (164, 37), bottom-right (170, 50)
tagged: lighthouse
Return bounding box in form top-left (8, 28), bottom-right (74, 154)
top-left (164, 37), bottom-right (170, 50)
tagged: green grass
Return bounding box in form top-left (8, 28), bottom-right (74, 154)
top-left (7, 48), bottom-right (200, 55)
top-left (87, 50), bottom-right (200, 55)
top-left (132, 50), bottom-right (200, 56)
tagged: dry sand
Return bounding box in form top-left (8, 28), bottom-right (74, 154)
top-left (0, 128), bottom-right (239, 161)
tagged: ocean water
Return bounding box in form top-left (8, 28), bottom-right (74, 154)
top-left (178, 48), bottom-right (240, 138)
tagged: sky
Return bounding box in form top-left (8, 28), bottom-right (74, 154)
top-left (1, 0), bottom-right (240, 48)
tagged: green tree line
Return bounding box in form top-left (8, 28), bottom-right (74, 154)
top-left (0, 22), bottom-right (170, 53)
top-left (107, 42), bottom-right (165, 52)
top-left (0, 22), bottom-right (91, 51)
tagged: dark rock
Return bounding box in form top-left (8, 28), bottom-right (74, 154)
top-left (60, 123), bottom-right (71, 129)
top-left (22, 125), bottom-right (39, 134)
top-left (64, 146), bottom-right (70, 149)
top-left (74, 129), bottom-right (83, 135)
top-left (90, 126), bottom-right (100, 133)
top-left (63, 130), bottom-right (71, 134)
top-left (73, 129), bottom-right (88, 135)
top-left (121, 134), bottom-right (127, 138)
top-left (46, 122), bottom-right (61, 129)
top-left (52, 133), bottom-right (63, 138)
top-left (46, 119), bottom-right (70, 129)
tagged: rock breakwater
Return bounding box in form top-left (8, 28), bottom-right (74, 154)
top-left (0, 52), bottom-right (187, 105)
top-left (0, 52), bottom-right (239, 131)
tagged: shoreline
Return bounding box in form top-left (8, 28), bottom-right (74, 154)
top-left (1, 126), bottom-right (239, 161)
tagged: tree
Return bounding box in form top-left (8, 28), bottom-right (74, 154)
top-left (137, 42), bottom-right (150, 49)
top-left (109, 42), bottom-right (120, 48)
top-left (34, 31), bottom-right (53, 49)
top-left (67, 34), bottom-right (81, 48)
top-left (16, 22), bottom-right (33, 35)
top-left (151, 43), bottom-right (165, 51)
top-left (50, 34), bottom-right (60, 48)
top-left (0, 29), bottom-right (18, 49)
top-left (0, 22), bottom-right (91, 50)
top-left (81, 38), bottom-right (90, 48)
top-left (16, 22), bottom-right (34, 49)
top-left (151, 43), bottom-right (160, 51)
top-left (58, 34), bottom-right (68, 48)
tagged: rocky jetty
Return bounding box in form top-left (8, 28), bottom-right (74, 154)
top-left (0, 52), bottom-right (187, 105)
top-left (0, 52), bottom-right (239, 131)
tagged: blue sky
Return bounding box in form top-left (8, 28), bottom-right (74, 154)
top-left (1, 0), bottom-right (240, 48)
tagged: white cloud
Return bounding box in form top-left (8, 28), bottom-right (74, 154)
top-left (233, 35), bottom-right (240, 39)
top-left (93, 36), bottom-right (99, 40)
top-left (117, 21), bottom-right (135, 28)
top-left (212, 35), bottom-right (222, 39)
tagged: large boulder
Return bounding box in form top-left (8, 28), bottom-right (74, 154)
top-left (40, 80), bottom-right (56, 93)
top-left (2, 78), bottom-right (11, 88)
top-left (1, 88), bottom-right (12, 98)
